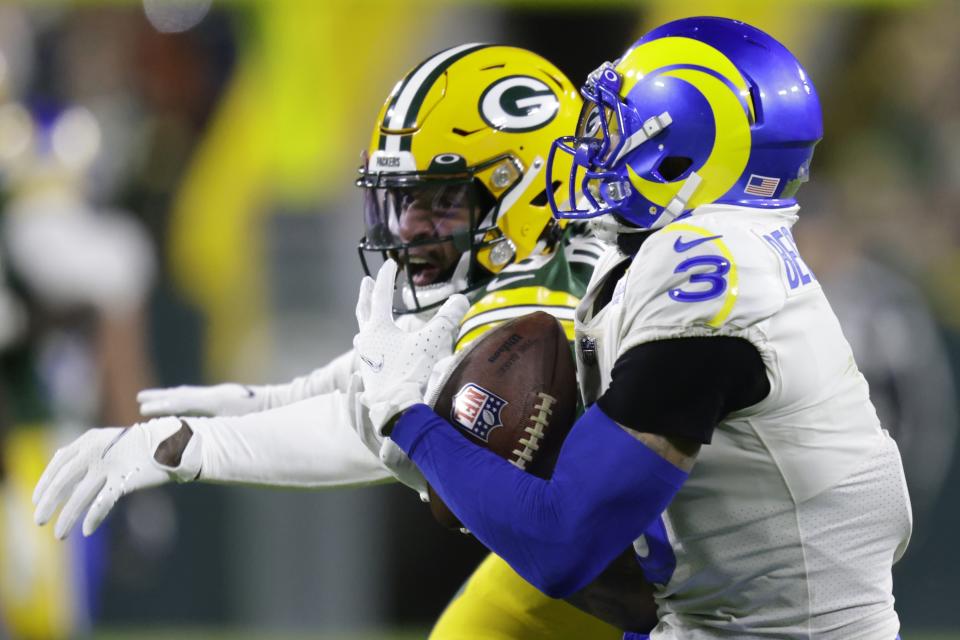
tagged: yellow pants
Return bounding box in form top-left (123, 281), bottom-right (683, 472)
top-left (430, 553), bottom-right (621, 640)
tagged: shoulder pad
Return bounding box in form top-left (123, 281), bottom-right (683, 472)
top-left (456, 283), bottom-right (579, 352)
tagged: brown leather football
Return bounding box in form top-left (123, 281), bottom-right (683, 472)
top-left (428, 311), bottom-right (578, 529)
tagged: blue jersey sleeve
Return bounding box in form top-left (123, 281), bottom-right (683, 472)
top-left (391, 403), bottom-right (689, 598)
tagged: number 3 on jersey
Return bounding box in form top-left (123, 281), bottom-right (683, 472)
top-left (668, 255), bottom-right (731, 302)
top-left (667, 232), bottom-right (731, 303)
top-left (663, 226), bottom-right (740, 328)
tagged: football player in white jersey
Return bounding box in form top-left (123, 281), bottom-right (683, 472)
top-left (355, 17), bottom-right (911, 640)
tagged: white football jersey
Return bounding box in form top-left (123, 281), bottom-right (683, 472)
top-left (575, 204), bottom-right (912, 639)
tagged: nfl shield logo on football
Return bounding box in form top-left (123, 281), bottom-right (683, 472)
top-left (451, 383), bottom-right (508, 441)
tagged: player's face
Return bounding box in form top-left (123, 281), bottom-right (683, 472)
top-left (394, 183), bottom-right (474, 287)
top-left (361, 180), bottom-right (482, 289)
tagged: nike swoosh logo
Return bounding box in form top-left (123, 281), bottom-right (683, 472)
top-left (359, 353), bottom-right (384, 372)
top-left (485, 274), bottom-right (536, 291)
top-left (673, 234), bottom-right (722, 253)
top-left (241, 386), bottom-right (255, 398)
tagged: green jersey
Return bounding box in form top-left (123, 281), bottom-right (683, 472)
top-left (455, 224), bottom-right (606, 352)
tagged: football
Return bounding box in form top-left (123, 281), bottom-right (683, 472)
top-left (428, 311), bottom-right (578, 529)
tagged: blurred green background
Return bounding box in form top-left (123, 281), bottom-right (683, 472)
top-left (0, 0), bottom-right (957, 638)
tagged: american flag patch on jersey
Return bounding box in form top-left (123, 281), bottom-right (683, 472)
top-left (451, 383), bottom-right (507, 441)
top-left (744, 174), bottom-right (781, 197)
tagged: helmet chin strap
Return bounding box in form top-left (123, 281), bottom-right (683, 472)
top-left (659, 170), bottom-right (703, 225)
top-left (588, 214), bottom-right (651, 245)
top-left (588, 216), bottom-right (625, 244)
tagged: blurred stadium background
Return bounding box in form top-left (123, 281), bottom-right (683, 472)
top-left (0, 0), bottom-right (957, 638)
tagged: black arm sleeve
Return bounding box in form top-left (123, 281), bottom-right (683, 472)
top-left (596, 337), bottom-right (770, 444)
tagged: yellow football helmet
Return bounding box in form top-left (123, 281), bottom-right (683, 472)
top-left (357, 44), bottom-right (581, 312)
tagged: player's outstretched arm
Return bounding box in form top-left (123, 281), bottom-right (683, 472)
top-left (137, 349), bottom-right (357, 418)
top-left (33, 418), bottom-right (200, 539)
top-left (34, 386), bottom-right (403, 540)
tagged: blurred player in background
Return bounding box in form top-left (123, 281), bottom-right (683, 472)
top-left (0, 94), bottom-right (156, 640)
top-left (0, 7), bottom-right (158, 636)
top-left (357, 17), bottom-right (912, 639)
top-left (33, 46), bottom-right (643, 638)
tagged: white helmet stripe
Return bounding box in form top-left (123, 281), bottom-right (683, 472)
top-left (384, 42), bottom-right (487, 153)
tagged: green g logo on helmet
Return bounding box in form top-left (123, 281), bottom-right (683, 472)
top-left (479, 76), bottom-right (559, 133)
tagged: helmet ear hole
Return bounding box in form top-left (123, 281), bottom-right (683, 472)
top-left (747, 84), bottom-right (763, 125)
top-left (657, 156), bottom-right (693, 181)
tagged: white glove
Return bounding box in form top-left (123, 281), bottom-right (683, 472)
top-left (352, 259), bottom-right (468, 433)
top-left (349, 351), bottom-right (462, 503)
top-left (375, 349), bottom-right (464, 503)
top-left (350, 260), bottom-right (468, 500)
top-left (33, 418), bottom-right (200, 539)
top-left (138, 383), bottom-right (266, 417)
top-left (424, 352), bottom-right (463, 408)
top-left (346, 372), bottom-right (429, 501)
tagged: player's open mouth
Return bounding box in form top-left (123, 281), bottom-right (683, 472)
top-left (407, 254), bottom-right (448, 286)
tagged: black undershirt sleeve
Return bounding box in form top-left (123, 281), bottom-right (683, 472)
top-left (596, 337), bottom-right (770, 444)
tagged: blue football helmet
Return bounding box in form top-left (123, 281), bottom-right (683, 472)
top-left (546, 17), bottom-right (823, 230)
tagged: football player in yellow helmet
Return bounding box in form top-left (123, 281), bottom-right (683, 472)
top-left (355, 45), bottom-right (631, 638)
top-left (357, 43), bottom-right (581, 315)
top-left (33, 45), bottom-right (631, 638)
